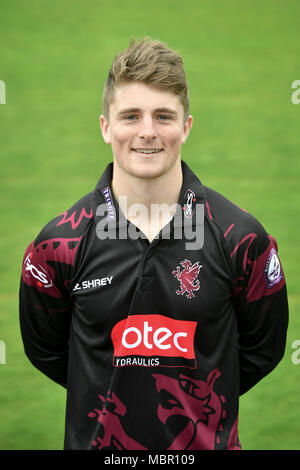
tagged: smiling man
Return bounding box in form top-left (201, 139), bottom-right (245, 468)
top-left (100, 81), bottom-right (192, 241)
top-left (19, 37), bottom-right (288, 451)
top-left (100, 44), bottom-right (193, 241)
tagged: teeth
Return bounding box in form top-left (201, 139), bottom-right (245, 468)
top-left (134, 149), bottom-right (162, 154)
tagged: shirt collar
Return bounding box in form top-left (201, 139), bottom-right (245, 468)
top-left (91, 160), bottom-right (206, 229)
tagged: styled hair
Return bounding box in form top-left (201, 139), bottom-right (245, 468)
top-left (102, 37), bottom-right (190, 122)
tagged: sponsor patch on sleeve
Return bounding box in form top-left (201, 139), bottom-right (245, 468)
top-left (264, 248), bottom-right (283, 288)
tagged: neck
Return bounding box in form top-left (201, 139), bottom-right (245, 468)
top-left (111, 161), bottom-right (183, 241)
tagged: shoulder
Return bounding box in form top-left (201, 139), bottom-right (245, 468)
top-left (21, 191), bottom-right (95, 295)
top-left (203, 186), bottom-right (286, 297)
top-left (34, 191), bottom-right (94, 247)
top-left (25, 191), bottom-right (95, 272)
top-left (203, 185), bottom-right (271, 257)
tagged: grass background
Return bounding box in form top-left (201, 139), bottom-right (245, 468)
top-left (0, 0), bottom-right (299, 450)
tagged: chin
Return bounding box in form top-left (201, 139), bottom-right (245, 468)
top-left (130, 163), bottom-right (168, 180)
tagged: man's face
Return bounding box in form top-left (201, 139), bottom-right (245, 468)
top-left (100, 82), bottom-right (192, 180)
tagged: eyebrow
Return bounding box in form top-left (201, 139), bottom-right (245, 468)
top-left (117, 107), bottom-right (178, 117)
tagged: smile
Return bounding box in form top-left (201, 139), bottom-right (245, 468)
top-left (133, 148), bottom-right (163, 154)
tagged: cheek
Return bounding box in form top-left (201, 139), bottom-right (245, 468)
top-left (165, 128), bottom-right (183, 148)
top-left (111, 127), bottom-right (134, 150)
top-left (110, 135), bottom-right (129, 155)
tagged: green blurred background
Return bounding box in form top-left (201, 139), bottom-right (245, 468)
top-left (0, 0), bottom-right (299, 450)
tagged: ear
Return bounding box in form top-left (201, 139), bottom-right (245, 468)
top-left (99, 114), bottom-right (111, 144)
top-left (181, 115), bottom-right (193, 144)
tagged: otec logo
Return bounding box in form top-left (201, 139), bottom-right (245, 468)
top-left (111, 315), bottom-right (197, 368)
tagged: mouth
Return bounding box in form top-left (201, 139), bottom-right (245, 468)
top-left (132, 148), bottom-right (163, 155)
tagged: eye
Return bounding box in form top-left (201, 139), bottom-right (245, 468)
top-left (157, 115), bottom-right (169, 121)
top-left (125, 114), bottom-right (138, 121)
top-left (180, 378), bottom-right (199, 397)
top-left (105, 401), bottom-right (117, 413)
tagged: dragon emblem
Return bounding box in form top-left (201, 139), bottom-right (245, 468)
top-left (153, 369), bottom-right (225, 449)
top-left (172, 259), bottom-right (202, 299)
top-left (88, 390), bottom-right (147, 450)
top-left (88, 370), bottom-right (241, 450)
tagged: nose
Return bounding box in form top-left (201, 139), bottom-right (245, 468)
top-left (137, 116), bottom-right (158, 140)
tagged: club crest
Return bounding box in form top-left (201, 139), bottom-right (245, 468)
top-left (172, 259), bottom-right (202, 299)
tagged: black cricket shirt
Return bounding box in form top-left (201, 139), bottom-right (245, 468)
top-left (19, 160), bottom-right (289, 450)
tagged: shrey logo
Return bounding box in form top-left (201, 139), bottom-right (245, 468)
top-left (111, 314), bottom-right (197, 368)
top-left (73, 276), bottom-right (113, 291)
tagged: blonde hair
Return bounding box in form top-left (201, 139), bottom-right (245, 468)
top-left (102, 37), bottom-right (190, 121)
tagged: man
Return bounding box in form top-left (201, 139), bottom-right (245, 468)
top-left (19, 37), bottom-right (289, 450)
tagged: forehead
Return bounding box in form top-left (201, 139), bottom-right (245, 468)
top-left (110, 82), bottom-right (183, 114)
